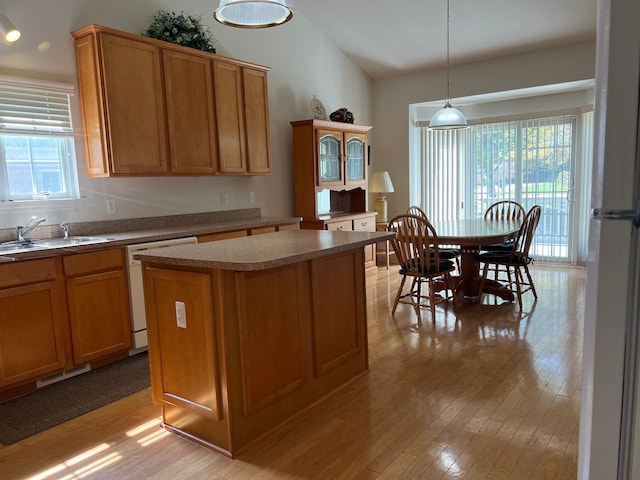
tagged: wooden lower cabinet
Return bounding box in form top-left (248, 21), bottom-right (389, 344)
top-left (64, 249), bottom-right (132, 365)
top-left (322, 213), bottom-right (377, 276)
top-left (0, 257), bottom-right (69, 389)
top-left (142, 248), bottom-right (367, 456)
top-left (197, 222), bottom-right (300, 243)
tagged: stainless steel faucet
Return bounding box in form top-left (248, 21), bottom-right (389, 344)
top-left (16, 216), bottom-right (46, 242)
top-left (60, 222), bottom-right (70, 239)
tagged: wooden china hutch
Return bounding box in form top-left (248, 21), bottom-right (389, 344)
top-left (291, 119), bottom-right (377, 274)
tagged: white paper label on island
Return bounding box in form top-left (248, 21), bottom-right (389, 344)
top-left (175, 301), bottom-right (187, 328)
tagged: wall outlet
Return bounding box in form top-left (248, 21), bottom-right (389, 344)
top-left (175, 301), bottom-right (187, 328)
top-left (221, 192), bottom-right (229, 205)
top-left (106, 199), bottom-right (116, 214)
top-left (249, 192), bottom-right (255, 204)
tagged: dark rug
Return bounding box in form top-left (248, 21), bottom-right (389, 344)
top-left (0, 352), bottom-right (150, 445)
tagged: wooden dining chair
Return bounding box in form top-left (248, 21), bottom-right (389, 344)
top-left (406, 206), bottom-right (461, 270)
top-left (388, 214), bottom-right (457, 321)
top-left (477, 205), bottom-right (542, 310)
top-left (482, 200), bottom-right (526, 252)
top-left (484, 200), bottom-right (525, 221)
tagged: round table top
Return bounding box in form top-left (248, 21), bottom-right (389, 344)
top-left (434, 218), bottom-right (521, 246)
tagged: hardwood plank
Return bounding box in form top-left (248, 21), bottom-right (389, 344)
top-left (0, 265), bottom-right (584, 480)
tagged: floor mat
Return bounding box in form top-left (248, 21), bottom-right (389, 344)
top-left (0, 352), bottom-right (150, 445)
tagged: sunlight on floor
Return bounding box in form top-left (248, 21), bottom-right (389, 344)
top-left (27, 417), bottom-right (163, 480)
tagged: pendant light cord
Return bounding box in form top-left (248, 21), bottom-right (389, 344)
top-left (446, 0), bottom-right (451, 103)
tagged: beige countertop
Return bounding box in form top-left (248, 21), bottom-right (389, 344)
top-left (133, 230), bottom-right (396, 271)
top-left (0, 212), bottom-right (301, 261)
top-left (89, 216), bottom-right (301, 246)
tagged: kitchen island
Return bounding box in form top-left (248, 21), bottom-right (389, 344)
top-left (134, 229), bottom-right (394, 457)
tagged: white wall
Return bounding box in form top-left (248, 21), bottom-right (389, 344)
top-left (0, 0), bottom-right (372, 229)
top-left (371, 41), bottom-right (596, 220)
top-left (0, 0), bottom-right (597, 232)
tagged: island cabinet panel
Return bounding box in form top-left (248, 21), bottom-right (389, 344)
top-left (144, 268), bottom-right (221, 420)
top-left (235, 264), bottom-right (307, 416)
top-left (163, 49), bottom-right (218, 174)
top-left (140, 244), bottom-right (371, 457)
top-left (309, 251), bottom-right (365, 376)
top-left (64, 249), bottom-right (132, 365)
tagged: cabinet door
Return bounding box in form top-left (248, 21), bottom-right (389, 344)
top-left (163, 50), bottom-right (218, 174)
top-left (66, 269), bottom-right (131, 365)
top-left (353, 214), bottom-right (377, 274)
top-left (99, 34), bottom-right (168, 174)
top-left (243, 67), bottom-right (271, 174)
top-left (316, 129), bottom-right (344, 187)
top-left (0, 282), bottom-right (68, 387)
top-left (213, 60), bottom-right (246, 173)
top-left (74, 34), bottom-right (110, 177)
top-left (344, 132), bottom-right (368, 185)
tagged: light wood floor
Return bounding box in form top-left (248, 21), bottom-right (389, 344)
top-left (0, 264), bottom-right (584, 480)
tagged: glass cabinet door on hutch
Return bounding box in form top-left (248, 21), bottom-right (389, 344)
top-left (317, 130), bottom-right (343, 186)
top-left (345, 133), bottom-right (367, 184)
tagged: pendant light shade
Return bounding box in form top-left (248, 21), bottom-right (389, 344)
top-left (214, 0), bottom-right (293, 28)
top-left (429, 102), bottom-right (468, 130)
top-left (429, 0), bottom-right (467, 130)
top-left (0, 15), bottom-right (20, 43)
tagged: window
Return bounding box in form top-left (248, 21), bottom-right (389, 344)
top-left (416, 112), bottom-right (593, 264)
top-left (0, 76), bottom-right (78, 201)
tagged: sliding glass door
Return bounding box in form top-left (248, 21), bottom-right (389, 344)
top-left (419, 114), bottom-right (588, 264)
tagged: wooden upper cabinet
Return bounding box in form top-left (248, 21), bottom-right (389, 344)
top-left (74, 31), bottom-right (168, 176)
top-left (243, 68), bottom-right (271, 174)
top-left (163, 50), bottom-right (218, 174)
top-left (213, 60), bottom-right (246, 174)
top-left (71, 24), bottom-right (272, 177)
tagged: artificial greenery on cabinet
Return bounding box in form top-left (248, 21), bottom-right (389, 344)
top-left (142, 10), bottom-right (216, 53)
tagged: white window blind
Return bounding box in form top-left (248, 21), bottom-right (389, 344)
top-left (0, 77), bottom-right (74, 134)
top-left (0, 76), bottom-right (78, 201)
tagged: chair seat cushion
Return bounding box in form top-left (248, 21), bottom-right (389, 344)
top-left (482, 241), bottom-right (515, 252)
top-left (400, 259), bottom-right (454, 275)
top-left (432, 247), bottom-right (460, 260)
top-left (478, 251), bottom-right (529, 265)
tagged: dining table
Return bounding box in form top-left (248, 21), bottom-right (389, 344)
top-left (432, 217), bottom-right (522, 301)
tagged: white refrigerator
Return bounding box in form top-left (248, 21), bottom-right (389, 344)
top-left (579, 0), bottom-right (640, 478)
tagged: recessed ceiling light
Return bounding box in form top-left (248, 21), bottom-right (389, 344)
top-left (37, 41), bottom-right (50, 52)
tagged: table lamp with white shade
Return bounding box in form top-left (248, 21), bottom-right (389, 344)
top-left (369, 171), bottom-right (394, 223)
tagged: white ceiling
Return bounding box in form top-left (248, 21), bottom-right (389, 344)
top-left (292, 0), bottom-right (598, 80)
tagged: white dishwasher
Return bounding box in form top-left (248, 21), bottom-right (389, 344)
top-left (125, 236), bottom-right (198, 350)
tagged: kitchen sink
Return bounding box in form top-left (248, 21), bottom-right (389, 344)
top-left (0, 236), bottom-right (112, 255)
top-left (38, 236), bottom-right (112, 247)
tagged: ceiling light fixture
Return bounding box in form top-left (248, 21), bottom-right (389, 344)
top-left (0, 14), bottom-right (20, 43)
top-left (214, 0), bottom-right (293, 28)
top-left (429, 0), bottom-right (467, 130)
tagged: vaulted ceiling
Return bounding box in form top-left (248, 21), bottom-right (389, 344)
top-left (292, 0), bottom-right (598, 80)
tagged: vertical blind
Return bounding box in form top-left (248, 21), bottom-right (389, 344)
top-left (419, 113), bottom-right (593, 264)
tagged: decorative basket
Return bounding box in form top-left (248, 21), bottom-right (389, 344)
top-left (329, 108), bottom-right (354, 124)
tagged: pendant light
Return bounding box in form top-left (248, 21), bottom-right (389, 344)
top-left (429, 0), bottom-right (467, 130)
top-left (214, 0), bottom-right (293, 29)
top-left (0, 15), bottom-right (20, 43)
